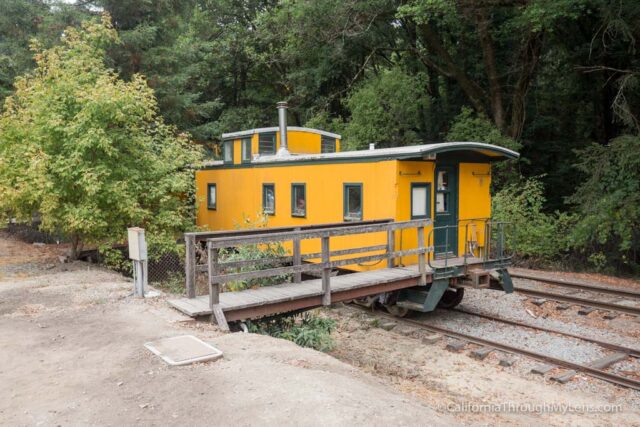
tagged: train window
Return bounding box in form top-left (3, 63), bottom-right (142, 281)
top-left (411, 183), bottom-right (430, 219)
top-left (343, 184), bottom-right (363, 221)
top-left (207, 183), bottom-right (217, 210)
top-left (437, 170), bottom-right (448, 191)
top-left (436, 193), bottom-right (448, 213)
top-left (291, 183), bottom-right (306, 217)
top-left (241, 138), bottom-right (252, 163)
top-left (259, 133), bottom-right (276, 155)
top-left (262, 184), bottom-right (275, 215)
top-left (321, 136), bottom-right (336, 153)
top-left (223, 141), bottom-right (234, 164)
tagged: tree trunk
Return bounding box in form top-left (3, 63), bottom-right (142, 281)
top-left (509, 31), bottom-right (544, 140)
top-left (415, 23), bottom-right (489, 116)
top-left (70, 233), bottom-right (80, 260)
top-left (474, 7), bottom-right (505, 132)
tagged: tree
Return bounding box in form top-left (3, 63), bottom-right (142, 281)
top-left (345, 68), bottom-right (427, 149)
top-left (568, 135), bottom-right (640, 272)
top-left (0, 14), bottom-right (202, 258)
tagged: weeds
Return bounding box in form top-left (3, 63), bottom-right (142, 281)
top-left (247, 312), bottom-right (337, 352)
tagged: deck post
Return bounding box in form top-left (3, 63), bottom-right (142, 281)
top-left (386, 228), bottom-right (395, 268)
top-left (321, 236), bottom-right (331, 306)
top-left (417, 226), bottom-right (427, 286)
top-left (293, 227), bottom-right (302, 283)
top-left (185, 234), bottom-right (196, 299)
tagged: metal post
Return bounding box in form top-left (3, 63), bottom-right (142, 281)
top-left (128, 227), bottom-right (147, 298)
top-left (185, 234), bottom-right (196, 299)
top-left (417, 226), bottom-right (426, 286)
top-left (321, 236), bottom-right (331, 306)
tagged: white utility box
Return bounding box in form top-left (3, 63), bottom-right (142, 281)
top-left (128, 227), bottom-right (148, 261)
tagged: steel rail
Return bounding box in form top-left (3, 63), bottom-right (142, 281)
top-left (453, 308), bottom-right (640, 358)
top-left (348, 305), bottom-right (640, 391)
top-left (510, 272), bottom-right (640, 300)
top-left (513, 286), bottom-right (640, 317)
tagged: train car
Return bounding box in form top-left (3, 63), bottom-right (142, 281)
top-left (194, 102), bottom-right (518, 314)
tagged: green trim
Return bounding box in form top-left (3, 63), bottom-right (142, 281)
top-left (343, 183), bottom-right (363, 222)
top-left (410, 182), bottom-right (431, 219)
top-left (223, 140), bottom-right (234, 164)
top-left (207, 183), bottom-right (217, 210)
top-left (291, 183), bottom-right (306, 218)
top-left (241, 138), bottom-right (252, 163)
top-left (262, 183), bottom-right (275, 216)
top-left (258, 132), bottom-right (276, 155)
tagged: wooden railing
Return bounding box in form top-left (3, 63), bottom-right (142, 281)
top-left (184, 219), bottom-right (393, 298)
top-left (205, 219), bottom-right (432, 323)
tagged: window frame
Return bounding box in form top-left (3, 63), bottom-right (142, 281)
top-left (262, 183), bottom-right (276, 215)
top-left (222, 140), bottom-right (234, 164)
top-left (207, 183), bottom-right (217, 210)
top-left (290, 183), bottom-right (307, 218)
top-left (343, 183), bottom-right (363, 222)
top-left (258, 132), bottom-right (276, 155)
top-left (410, 183), bottom-right (431, 219)
top-left (321, 136), bottom-right (336, 153)
top-left (241, 138), bottom-right (252, 163)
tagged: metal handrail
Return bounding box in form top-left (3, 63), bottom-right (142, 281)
top-left (426, 218), bottom-right (512, 271)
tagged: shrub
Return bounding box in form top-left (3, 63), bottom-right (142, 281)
top-left (219, 213), bottom-right (292, 291)
top-left (492, 177), bottom-right (572, 263)
top-left (248, 312), bottom-right (336, 352)
top-left (567, 135), bottom-right (640, 272)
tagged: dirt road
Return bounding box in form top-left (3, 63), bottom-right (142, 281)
top-left (0, 234), bottom-right (454, 426)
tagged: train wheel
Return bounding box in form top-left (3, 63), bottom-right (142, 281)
top-left (385, 304), bottom-right (410, 318)
top-left (438, 288), bottom-right (465, 309)
top-left (353, 295), bottom-right (377, 308)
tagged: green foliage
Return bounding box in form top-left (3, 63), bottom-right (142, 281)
top-left (248, 312), bottom-right (337, 352)
top-left (492, 178), bottom-right (573, 262)
top-left (567, 135), bottom-right (640, 271)
top-left (446, 108), bottom-right (521, 151)
top-left (0, 15), bottom-right (203, 257)
top-left (344, 69), bottom-right (428, 149)
top-left (447, 108), bottom-right (522, 188)
top-left (219, 213), bottom-right (291, 291)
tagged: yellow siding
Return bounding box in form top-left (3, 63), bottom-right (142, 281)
top-left (196, 160), bottom-right (397, 271)
top-left (229, 129), bottom-right (341, 163)
top-left (195, 158), bottom-right (493, 271)
top-left (457, 163), bottom-right (492, 256)
top-left (395, 161), bottom-right (436, 266)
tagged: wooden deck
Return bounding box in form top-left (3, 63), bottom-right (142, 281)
top-left (169, 266), bottom-right (424, 321)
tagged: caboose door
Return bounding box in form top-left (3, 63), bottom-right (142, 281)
top-left (433, 164), bottom-right (458, 257)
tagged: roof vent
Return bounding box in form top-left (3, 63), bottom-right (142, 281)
top-left (276, 101), bottom-right (290, 157)
top-left (369, 143), bottom-right (375, 150)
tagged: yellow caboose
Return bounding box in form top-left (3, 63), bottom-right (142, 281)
top-left (196, 102), bottom-right (517, 261)
top-left (193, 102), bottom-right (518, 314)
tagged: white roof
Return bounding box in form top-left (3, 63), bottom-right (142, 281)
top-left (221, 126), bottom-right (341, 140)
top-left (252, 141), bottom-right (519, 163)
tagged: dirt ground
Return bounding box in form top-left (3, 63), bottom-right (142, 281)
top-left (0, 234), bottom-right (455, 426)
top-left (1, 232), bottom-right (638, 426)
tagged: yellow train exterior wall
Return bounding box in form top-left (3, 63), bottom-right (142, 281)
top-left (195, 159), bottom-right (492, 272)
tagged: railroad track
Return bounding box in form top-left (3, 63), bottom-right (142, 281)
top-left (509, 271), bottom-right (640, 300)
top-left (347, 305), bottom-right (640, 391)
top-left (509, 272), bottom-right (640, 317)
top-left (453, 308), bottom-right (640, 358)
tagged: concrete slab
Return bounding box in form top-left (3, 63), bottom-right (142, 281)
top-left (145, 335), bottom-right (223, 366)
